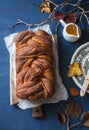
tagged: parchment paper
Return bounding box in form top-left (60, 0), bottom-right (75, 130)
top-left (4, 24), bottom-right (68, 109)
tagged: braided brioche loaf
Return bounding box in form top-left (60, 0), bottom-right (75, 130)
top-left (15, 30), bottom-right (54, 101)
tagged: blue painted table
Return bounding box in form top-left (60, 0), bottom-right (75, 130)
top-left (0, 0), bottom-right (89, 130)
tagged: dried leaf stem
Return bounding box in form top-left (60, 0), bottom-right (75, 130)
top-left (68, 122), bottom-right (81, 130)
top-left (45, 0), bottom-right (58, 7)
top-left (55, 20), bottom-right (60, 33)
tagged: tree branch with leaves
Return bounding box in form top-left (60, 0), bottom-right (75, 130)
top-left (10, 0), bottom-right (89, 33)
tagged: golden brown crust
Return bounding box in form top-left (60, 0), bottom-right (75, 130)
top-left (15, 30), bottom-right (35, 47)
top-left (15, 29), bottom-right (54, 101)
top-left (35, 30), bottom-right (52, 41)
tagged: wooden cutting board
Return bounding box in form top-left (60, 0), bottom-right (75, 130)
top-left (10, 34), bottom-right (58, 118)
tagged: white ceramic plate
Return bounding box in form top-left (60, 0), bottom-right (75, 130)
top-left (70, 42), bottom-right (89, 92)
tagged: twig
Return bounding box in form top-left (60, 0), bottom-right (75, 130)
top-left (55, 20), bottom-right (60, 34)
top-left (9, 21), bottom-right (21, 29)
top-left (67, 2), bottom-right (89, 15)
top-left (60, 2), bottom-right (75, 11)
top-left (68, 122), bottom-right (81, 130)
top-left (79, 13), bottom-right (83, 23)
top-left (66, 112), bottom-right (70, 130)
top-left (59, 0), bottom-right (71, 8)
top-left (34, 5), bottom-right (58, 26)
top-left (9, 19), bottom-right (33, 29)
top-left (17, 19), bottom-right (33, 26)
top-left (45, 0), bottom-right (58, 7)
top-left (9, 0), bottom-right (89, 31)
top-left (78, 6), bottom-right (89, 24)
top-left (60, 104), bottom-right (70, 130)
top-left (9, 0), bottom-right (58, 29)
top-left (77, 11), bottom-right (89, 14)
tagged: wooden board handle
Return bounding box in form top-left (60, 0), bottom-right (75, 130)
top-left (32, 106), bottom-right (43, 118)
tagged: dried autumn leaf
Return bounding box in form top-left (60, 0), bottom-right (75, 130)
top-left (53, 11), bottom-right (65, 21)
top-left (40, 2), bottom-right (51, 13)
top-left (69, 111), bottom-right (89, 129)
top-left (67, 62), bottom-right (83, 78)
top-left (65, 13), bottom-right (77, 23)
top-left (69, 87), bottom-right (79, 96)
top-left (81, 111), bottom-right (89, 127)
top-left (57, 111), bottom-right (67, 124)
top-left (66, 99), bottom-right (82, 118)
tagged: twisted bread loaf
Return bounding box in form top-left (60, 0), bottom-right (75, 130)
top-left (15, 30), bottom-right (54, 101)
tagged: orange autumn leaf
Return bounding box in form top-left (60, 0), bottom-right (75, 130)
top-left (69, 88), bottom-right (79, 96)
top-left (66, 99), bottom-right (81, 118)
top-left (40, 2), bottom-right (51, 13)
top-left (67, 62), bottom-right (83, 77)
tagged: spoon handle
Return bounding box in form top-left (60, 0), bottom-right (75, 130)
top-left (80, 70), bottom-right (89, 97)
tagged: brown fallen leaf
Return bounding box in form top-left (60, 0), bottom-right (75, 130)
top-left (69, 87), bottom-right (79, 96)
top-left (81, 111), bottom-right (89, 127)
top-left (40, 2), bottom-right (51, 13)
top-left (66, 99), bottom-right (82, 118)
top-left (68, 111), bottom-right (89, 129)
top-left (67, 62), bottom-right (83, 77)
